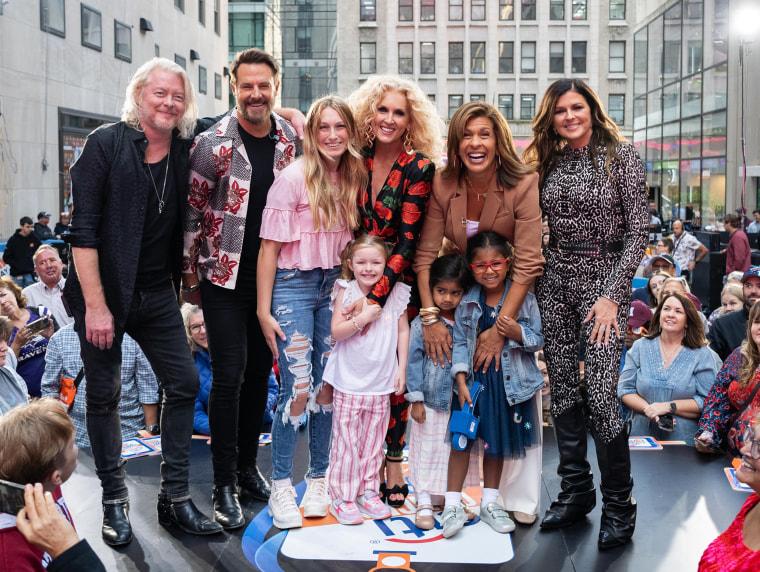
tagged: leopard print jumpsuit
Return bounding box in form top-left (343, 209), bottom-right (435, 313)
top-left (536, 143), bottom-right (647, 443)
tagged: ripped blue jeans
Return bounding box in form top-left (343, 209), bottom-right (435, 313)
top-left (270, 266), bottom-right (339, 481)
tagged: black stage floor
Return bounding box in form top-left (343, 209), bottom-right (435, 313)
top-left (62, 428), bottom-right (747, 571)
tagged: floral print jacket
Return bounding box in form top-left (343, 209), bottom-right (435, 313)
top-left (359, 147), bottom-right (435, 306)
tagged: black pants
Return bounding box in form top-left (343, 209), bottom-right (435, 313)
top-left (74, 285), bottom-right (198, 503)
top-left (200, 279), bottom-right (273, 487)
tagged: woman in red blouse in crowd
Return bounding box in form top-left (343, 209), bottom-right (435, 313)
top-left (347, 76), bottom-right (442, 506)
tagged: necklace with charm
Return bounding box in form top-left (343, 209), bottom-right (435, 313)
top-left (146, 147), bottom-right (170, 214)
top-left (659, 338), bottom-right (682, 368)
top-left (465, 173), bottom-right (489, 202)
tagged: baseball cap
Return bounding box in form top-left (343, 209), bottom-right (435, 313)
top-left (741, 267), bottom-right (760, 283)
top-left (628, 300), bottom-right (653, 329)
top-left (650, 253), bottom-right (676, 268)
top-left (37, 211), bottom-right (52, 219)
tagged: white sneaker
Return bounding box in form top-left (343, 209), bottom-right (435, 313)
top-left (301, 477), bottom-right (329, 518)
top-left (267, 483), bottom-right (302, 529)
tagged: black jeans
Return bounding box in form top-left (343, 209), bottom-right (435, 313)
top-left (74, 285), bottom-right (198, 503)
top-left (200, 280), bottom-right (273, 487)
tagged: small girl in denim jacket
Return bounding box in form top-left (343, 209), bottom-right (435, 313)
top-left (405, 254), bottom-right (471, 530)
top-left (442, 231), bottom-right (545, 539)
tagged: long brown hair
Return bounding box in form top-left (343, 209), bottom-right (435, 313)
top-left (645, 292), bottom-right (707, 349)
top-left (739, 302), bottom-right (760, 387)
top-left (523, 79), bottom-right (623, 188)
top-left (441, 101), bottom-right (532, 189)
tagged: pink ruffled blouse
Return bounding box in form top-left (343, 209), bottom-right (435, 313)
top-left (260, 160), bottom-right (353, 270)
top-left (699, 493), bottom-right (760, 571)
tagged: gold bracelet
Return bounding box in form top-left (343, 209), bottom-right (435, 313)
top-left (419, 306), bottom-right (440, 315)
top-left (421, 315), bottom-right (440, 326)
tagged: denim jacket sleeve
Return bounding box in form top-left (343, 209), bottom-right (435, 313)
top-left (505, 293), bottom-right (544, 352)
top-left (405, 318), bottom-right (426, 403)
top-left (451, 303), bottom-right (471, 384)
top-left (618, 339), bottom-right (642, 398)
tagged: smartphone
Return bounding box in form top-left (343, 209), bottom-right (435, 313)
top-left (27, 316), bottom-right (51, 335)
top-left (0, 479), bottom-right (26, 516)
top-left (658, 413), bottom-right (675, 432)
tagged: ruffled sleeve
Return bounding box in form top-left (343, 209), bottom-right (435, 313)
top-left (386, 282), bottom-right (412, 320)
top-left (329, 278), bottom-right (352, 312)
top-left (260, 161), bottom-right (305, 243)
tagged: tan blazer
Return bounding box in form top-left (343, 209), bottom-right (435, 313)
top-left (414, 169), bottom-right (544, 286)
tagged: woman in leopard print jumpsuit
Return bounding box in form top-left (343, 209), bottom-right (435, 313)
top-left (524, 79), bottom-right (647, 550)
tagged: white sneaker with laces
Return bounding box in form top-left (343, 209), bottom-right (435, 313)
top-left (301, 477), bottom-right (329, 518)
top-left (267, 483), bottom-right (302, 529)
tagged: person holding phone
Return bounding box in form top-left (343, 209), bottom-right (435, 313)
top-left (0, 277), bottom-right (53, 398)
top-left (618, 292), bottom-right (717, 443)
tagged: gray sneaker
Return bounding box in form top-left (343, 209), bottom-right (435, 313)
top-left (479, 502), bottom-right (515, 533)
top-left (441, 505), bottom-right (467, 538)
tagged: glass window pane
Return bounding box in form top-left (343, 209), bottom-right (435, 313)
top-left (681, 74), bottom-right (702, 118)
top-left (634, 27), bottom-right (647, 97)
top-left (81, 5), bottom-right (102, 50)
top-left (648, 15), bottom-right (663, 92)
top-left (421, 42), bottom-right (435, 74)
top-left (680, 117), bottom-right (701, 159)
top-left (662, 121), bottom-right (680, 161)
top-left (633, 96), bottom-right (647, 131)
top-left (471, 94), bottom-right (485, 102)
top-left (471, 42), bottom-right (485, 73)
top-left (609, 41), bottom-right (625, 73)
top-left (399, 42), bottom-right (413, 74)
top-left (707, 0), bottom-right (728, 67)
top-left (449, 94), bottom-right (463, 119)
top-left (199, 66), bottom-right (207, 94)
top-left (521, 42), bottom-right (536, 73)
top-left (609, 94), bottom-right (625, 125)
top-left (663, 2), bottom-right (681, 82)
top-left (522, 0), bottom-right (536, 21)
top-left (421, 0), bottom-right (435, 21)
top-left (550, 42), bottom-right (564, 73)
top-left (472, 0), bottom-right (485, 21)
top-left (703, 66), bottom-right (727, 113)
top-left (449, 0), bottom-right (463, 21)
top-left (550, 0), bottom-right (564, 20)
top-left (702, 111), bottom-right (726, 157)
top-left (663, 82), bottom-right (680, 123)
top-left (702, 157), bottom-right (726, 229)
top-left (662, 159), bottom-right (680, 222)
top-left (572, 0), bottom-right (586, 20)
top-left (499, 42), bottom-right (513, 73)
top-left (520, 95), bottom-right (535, 120)
top-left (115, 21), bottom-right (131, 62)
top-left (215, 72), bottom-right (222, 100)
top-left (499, 0), bottom-right (514, 20)
top-left (399, 0), bottom-right (412, 21)
top-left (648, 89), bottom-right (662, 126)
top-left (571, 41), bottom-right (586, 74)
top-left (680, 159), bottom-right (702, 227)
top-left (634, 129), bottom-right (646, 161)
top-left (360, 43), bottom-right (376, 73)
top-left (499, 94), bottom-right (513, 119)
top-left (449, 42), bottom-right (463, 73)
top-left (360, 0), bottom-right (376, 21)
top-left (41, 0), bottom-right (65, 36)
top-left (683, 0), bottom-right (702, 74)
top-left (610, 0), bottom-right (625, 20)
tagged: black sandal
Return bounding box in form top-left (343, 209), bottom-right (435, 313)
top-left (384, 457), bottom-right (408, 507)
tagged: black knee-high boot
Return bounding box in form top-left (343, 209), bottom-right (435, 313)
top-left (540, 403), bottom-right (596, 530)
top-left (594, 429), bottom-right (636, 550)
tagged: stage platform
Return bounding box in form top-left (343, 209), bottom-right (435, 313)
top-left (61, 428), bottom-right (747, 571)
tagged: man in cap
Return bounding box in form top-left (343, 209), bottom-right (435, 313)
top-left (34, 212), bottom-right (55, 241)
top-left (708, 267), bottom-right (760, 361)
top-left (631, 254), bottom-right (680, 304)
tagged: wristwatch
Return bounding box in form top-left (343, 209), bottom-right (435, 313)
top-left (669, 402), bottom-right (677, 412)
top-left (145, 424), bottom-right (160, 434)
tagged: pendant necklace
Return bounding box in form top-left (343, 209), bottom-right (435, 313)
top-left (465, 174), bottom-right (488, 202)
top-left (146, 146), bottom-right (170, 214)
top-left (660, 338), bottom-right (681, 368)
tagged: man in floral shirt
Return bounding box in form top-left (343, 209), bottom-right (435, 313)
top-left (181, 48), bottom-right (300, 530)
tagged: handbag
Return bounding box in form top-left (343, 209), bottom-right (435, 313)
top-left (59, 368), bottom-right (85, 410)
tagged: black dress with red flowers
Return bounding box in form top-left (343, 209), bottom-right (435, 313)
top-left (358, 147), bottom-right (435, 308)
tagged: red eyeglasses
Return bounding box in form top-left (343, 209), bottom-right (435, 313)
top-left (470, 259), bottom-right (509, 274)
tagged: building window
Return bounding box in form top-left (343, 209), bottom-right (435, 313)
top-left (399, 43), bottom-right (413, 74)
top-left (609, 41), bottom-right (625, 73)
top-left (498, 41), bottom-right (513, 73)
top-left (572, 0), bottom-right (586, 20)
top-left (520, 95), bottom-right (535, 120)
top-left (81, 5), bottom-right (101, 51)
top-left (499, 0), bottom-right (514, 20)
top-left (399, 0), bottom-right (413, 21)
top-left (449, 42), bottom-right (464, 73)
top-left (609, 0), bottom-right (625, 20)
top-left (114, 20), bottom-right (131, 62)
top-left (449, 95), bottom-right (463, 119)
top-left (175, 0), bottom-right (185, 13)
top-left (471, 42), bottom-right (485, 73)
top-left (175, 54), bottom-right (187, 69)
top-left (360, 0), bottom-right (376, 21)
top-left (498, 95), bottom-right (514, 119)
top-left (472, 0), bottom-right (485, 21)
top-left (521, 42), bottom-right (536, 73)
top-left (421, 0), bottom-right (435, 20)
top-left (550, 0), bottom-right (564, 20)
top-left (214, 0), bottom-right (220, 34)
top-left (198, 0), bottom-right (205, 25)
top-left (471, 94), bottom-right (485, 102)
top-left (360, 43), bottom-right (376, 74)
top-left (195, 66), bottom-right (206, 95)
top-left (609, 94), bottom-right (625, 125)
top-left (420, 42), bottom-right (435, 74)
top-left (215, 73), bottom-right (222, 100)
top-left (40, 0), bottom-right (65, 36)
top-left (571, 41), bottom-right (586, 73)
top-left (296, 27), bottom-right (312, 54)
top-left (155, 44), bottom-right (160, 57)
top-left (449, 0), bottom-right (463, 20)
top-left (428, 94), bottom-right (436, 102)
top-left (550, 42), bottom-right (564, 73)
top-left (230, 12), bottom-right (265, 53)
top-left (521, 0), bottom-right (535, 20)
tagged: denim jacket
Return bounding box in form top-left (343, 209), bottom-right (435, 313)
top-left (405, 316), bottom-right (454, 411)
top-left (451, 280), bottom-right (545, 405)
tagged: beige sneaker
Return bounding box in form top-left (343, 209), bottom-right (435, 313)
top-left (301, 477), bottom-right (329, 518)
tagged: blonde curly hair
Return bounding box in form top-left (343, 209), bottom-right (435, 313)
top-left (347, 75), bottom-right (443, 162)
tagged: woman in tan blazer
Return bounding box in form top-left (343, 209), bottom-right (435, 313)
top-left (413, 101), bottom-right (543, 369)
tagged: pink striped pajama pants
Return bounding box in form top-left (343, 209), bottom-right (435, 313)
top-left (328, 389), bottom-right (390, 502)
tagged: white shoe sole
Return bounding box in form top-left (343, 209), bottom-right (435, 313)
top-left (267, 507), bottom-right (303, 529)
top-left (329, 503), bottom-right (363, 525)
top-left (303, 504), bottom-right (328, 518)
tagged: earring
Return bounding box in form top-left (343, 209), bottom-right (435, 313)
top-left (363, 124), bottom-right (376, 147)
top-left (497, 155), bottom-right (502, 167)
top-left (403, 129), bottom-right (414, 155)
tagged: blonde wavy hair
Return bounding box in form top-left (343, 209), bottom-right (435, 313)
top-left (523, 79), bottom-right (623, 188)
top-left (303, 95), bottom-right (366, 232)
top-left (347, 75), bottom-right (443, 162)
top-left (440, 101), bottom-right (533, 188)
top-left (121, 58), bottom-right (198, 139)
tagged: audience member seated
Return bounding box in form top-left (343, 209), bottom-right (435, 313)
top-left (631, 270), bottom-right (671, 307)
top-left (619, 292), bottom-right (718, 444)
top-left (54, 212), bottom-right (71, 239)
top-left (706, 283), bottom-right (744, 328)
top-left (0, 277), bottom-right (53, 398)
top-left (708, 267), bottom-right (760, 362)
top-left (33, 212), bottom-right (55, 241)
top-left (0, 316), bottom-right (28, 414)
top-left (726, 271), bottom-right (745, 286)
top-left (182, 304), bottom-right (279, 437)
top-left (0, 398), bottom-right (106, 571)
top-left (697, 302), bottom-right (760, 457)
top-left (22, 245), bottom-right (73, 328)
top-left (620, 301), bottom-right (653, 371)
top-left (40, 323), bottom-right (160, 448)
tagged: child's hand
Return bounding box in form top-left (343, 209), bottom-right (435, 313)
top-left (411, 402), bottom-right (426, 424)
top-left (394, 370), bottom-right (406, 396)
top-left (457, 378), bottom-right (472, 408)
top-left (359, 298), bottom-right (383, 324)
top-left (495, 315), bottom-right (522, 341)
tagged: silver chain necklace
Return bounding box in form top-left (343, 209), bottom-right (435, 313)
top-left (146, 148), bottom-right (170, 214)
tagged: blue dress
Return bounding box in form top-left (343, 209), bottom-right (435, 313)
top-left (472, 292), bottom-right (537, 460)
